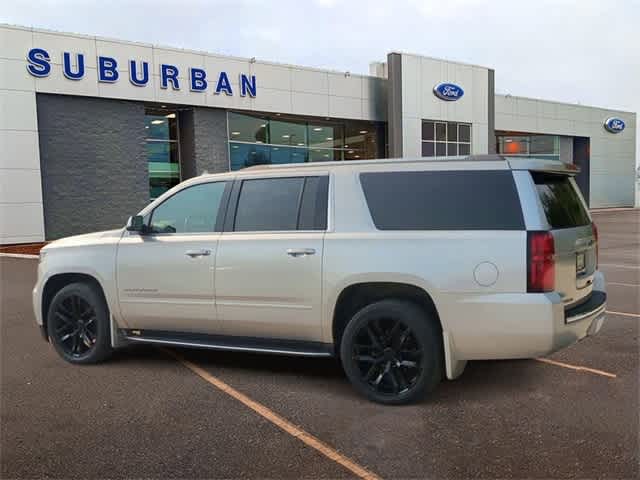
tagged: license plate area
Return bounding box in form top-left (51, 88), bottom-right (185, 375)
top-left (576, 252), bottom-right (586, 275)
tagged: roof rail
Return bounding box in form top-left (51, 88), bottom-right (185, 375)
top-left (236, 155), bottom-right (509, 171)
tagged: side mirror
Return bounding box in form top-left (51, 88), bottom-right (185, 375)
top-left (126, 215), bottom-right (148, 234)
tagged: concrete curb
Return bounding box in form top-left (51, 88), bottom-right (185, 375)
top-left (0, 253), bottom-right (39, 259)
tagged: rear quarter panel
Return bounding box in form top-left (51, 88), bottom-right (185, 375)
top-left (322, 169), bottom-right (528, 344)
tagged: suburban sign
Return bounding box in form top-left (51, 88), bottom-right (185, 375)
top-left (603, 117), bottom-right (625, 134)
top-left (433, 82), bottom-right (464, 101)
top-left (26, 47), bottom-right (257, 97)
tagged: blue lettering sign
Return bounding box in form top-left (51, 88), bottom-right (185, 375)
top-left (190, 68), bottom-right (207, 92)
top-left (160, 64), bottom-right (180, 90)
top-left (26, 48), bottom-right (51, 77)
top-left (433, 82), bottom-right (464, 101)
top-left (25, 48), bottom-right (258, 98)
top-left (62, 52), bottom-right (85, 80)
top-left (129, 60), bottom-right (149, 87)
top-left (98, 56), bottom-right (119, 82)
top-left (604, 117), bottom-right (625, 134)
top-left (215, 71), bottom-right (233, 95)
top-left (240, 74), bottom-right (256, 97)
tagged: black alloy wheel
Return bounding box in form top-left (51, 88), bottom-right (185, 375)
top-left (47, 283), bottom-right (113, 364)
top-left (340, 300), bottom-right (442, 404)
top-left (352, 317), bottom-right (423, 395)
top-left (51, 294), bottom-right (98, 357)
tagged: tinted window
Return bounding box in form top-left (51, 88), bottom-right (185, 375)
top-left (532, 173), bottom-right (590, 229)
top-left (360, 170), bottom-right (524, 230)
top-left (234, 178), bottom-right (304, 231)
top-left (298, 176), bottom-right (329, 230)
top-left (150, 182), bottom-right (226, 233)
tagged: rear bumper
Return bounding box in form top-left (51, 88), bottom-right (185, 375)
top-left (443, 271), bottom-right (607, 366)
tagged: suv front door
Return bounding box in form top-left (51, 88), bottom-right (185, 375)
top-left (215, 175), bottom-right (328, 342)
top-left (116, 181), bottom-right (229, 334)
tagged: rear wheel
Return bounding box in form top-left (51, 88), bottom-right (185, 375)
top-left (340, 300), bottom-right (442, 405)
top-left (47, 282), bottom-right (113, 364)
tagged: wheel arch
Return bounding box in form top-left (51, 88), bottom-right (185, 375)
top-left (41, 273), bottom-right (109, 338)
top-left (331, 281), bottom-right (442, 352)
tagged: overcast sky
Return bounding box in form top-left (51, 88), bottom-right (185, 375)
top-left (3, 0), bottom-right (639, 165)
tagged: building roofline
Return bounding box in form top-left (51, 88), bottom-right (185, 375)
top-left (495, 92), bottom-right (637, 116)
top-left (387, 50), bottom-right (494, 71)
top-left (0, 22), bottom-right (380, 81)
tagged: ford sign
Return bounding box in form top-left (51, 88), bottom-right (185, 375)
top-left (604, 117), bottom-right (625, 134)
top-left (433, 83), bottom-right (464, 101)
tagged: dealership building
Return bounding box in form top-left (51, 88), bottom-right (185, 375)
top-left (0, 24), bottom-right (636, 244)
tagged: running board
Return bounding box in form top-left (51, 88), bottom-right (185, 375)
top-left (121, 329), bottom-right (334, 358)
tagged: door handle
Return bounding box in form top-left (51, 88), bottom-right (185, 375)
top-left (287, 248), bottom-right (316, 257)
top-left (185, 249), bottom-right (211, 258)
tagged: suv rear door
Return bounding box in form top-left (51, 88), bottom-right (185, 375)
top-left (214, 174), bottom-right (329, 341)
top-left (530, 171), bottom-right (596, 308)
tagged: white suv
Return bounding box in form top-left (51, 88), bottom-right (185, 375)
top-left (33, 155), bottom-right (607, 404)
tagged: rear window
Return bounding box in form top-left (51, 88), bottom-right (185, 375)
top-left (359, 170), bottom-right (525, 230)
top-left (531, 173), bottom-right (590, 229)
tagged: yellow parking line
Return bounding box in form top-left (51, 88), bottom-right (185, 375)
top-left (534, 357), bottom-right (617, 378)
top-left (607, 282), bottom-right (639, 288)
top-left (606, 310), bottom-right (640, 318)
top-left (164, 348), bottom-right (382, 480)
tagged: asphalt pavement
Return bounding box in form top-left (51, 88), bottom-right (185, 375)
top-left (1, 209), bottom-right (638, 479)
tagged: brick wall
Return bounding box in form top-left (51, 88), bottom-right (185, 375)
top-left (37, 94), bottom-right (147, 239)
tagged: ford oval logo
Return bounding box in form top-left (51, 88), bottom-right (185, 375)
top-left (604, 117), bottom-right (625, 133)
top-left (433, 82), bottom-right (464, 101)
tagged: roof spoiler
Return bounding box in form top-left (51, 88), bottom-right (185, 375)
top-left (505, 157), bottom-right (580, 175)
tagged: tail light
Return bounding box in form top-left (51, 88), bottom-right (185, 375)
top-left (592, 222), bottom-right (599, 269)
top-left (528, 231), bottom-right (555, 292)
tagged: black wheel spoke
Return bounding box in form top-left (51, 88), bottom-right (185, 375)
top-left (393, 367), bottom-right (408, 391)
top-left (60, 330), bottom-right (76, 342)
top-left (373, 362), bottom-right (390, 386)
top-left (85, 329), bottom-right (96, 344)
top-left (71, 332), bottom-right (80, 353)
top-left (398, 329), bottom-right (410, 348)
top-left (55, 311), bottom-right (74, 325)
top-left (388, 367), bottom-right (399, 393)
top-left (364, 363), bottom-right (379, 382)
top-left (386, 320), bottom-right (403, 343)
top-left (59, 300), bottom-right (74, 318)
top-left (366, 326), bottom-right (382, 349)
top-left (81, 332), bottom-right (93, 349)
top-left (399, 359), bottom-right (418, 368)
top-left (354, 355), bottom-right (378, 363)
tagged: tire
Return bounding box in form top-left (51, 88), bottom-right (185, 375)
top-left (340, 299), bottom-right (443, 405)
top-left (47, 282), bottom-right (113, 364)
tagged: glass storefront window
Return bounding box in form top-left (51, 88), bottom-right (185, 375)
top-left (228, 112), bottom-right (268, 143)
top-left (145, 109), bottom-right (180, 200)
top-left (270, 120), bottom-right (307, 146)
top-left (145, 114), bottom-right (178, 140)
top-left (421, 120), bottom-right (471, 158)
top-left (308, 124), bottom-right (344, 149)
top-left (497, 134), bottom-right (560, 159)
top-left (308, 149), bottom-right (337, 162)
top-left (228, 112), bottom-right (383, 170)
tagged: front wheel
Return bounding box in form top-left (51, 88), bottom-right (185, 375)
top-left (340, 300), bottom-right (443, 405)
top-left (47, 282), bottom-right (113, 364)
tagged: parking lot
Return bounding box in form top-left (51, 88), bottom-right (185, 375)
top-left (1, 209), bottom-right (638, 479)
